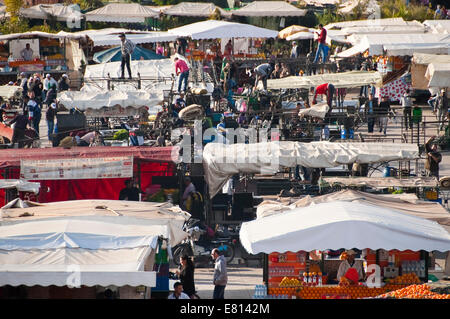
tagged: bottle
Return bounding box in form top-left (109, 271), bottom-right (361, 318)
top-left (318, 272), bottom-right (323, 286)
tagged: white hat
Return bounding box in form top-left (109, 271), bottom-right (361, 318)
top-left (346, 249), bottom-right (356, 255)
top-left (51, 103), bottom-right (56, 109)
top-left (46, 73), bottom-right (50, 78)
top-left (62, 74), bottom-right (68, 78)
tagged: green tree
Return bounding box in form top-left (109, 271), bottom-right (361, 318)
top-left (4, 0), bottom-right (22, 18)
top-left (380, 0), bottom-right (433, 21)
top-left (73, 0), bottom-right (104, 11)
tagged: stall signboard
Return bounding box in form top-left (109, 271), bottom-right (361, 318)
top-left (18, 63), bottom-right (44, 72)
top-left (20, 156), bottom-right (133, 180)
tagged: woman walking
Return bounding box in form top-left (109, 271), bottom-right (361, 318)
top-left (177, 255), bottom-right (198, 299)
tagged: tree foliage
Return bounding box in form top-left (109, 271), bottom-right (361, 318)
top-left (379, 0), bottom-right (433, 22)
top-left (4, 0), bottom-right (23, 17)
top-left (73, 0), bottom-right (104, 11)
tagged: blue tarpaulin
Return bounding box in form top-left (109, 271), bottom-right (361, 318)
top-left (93, 45), bottom-right (166, 63)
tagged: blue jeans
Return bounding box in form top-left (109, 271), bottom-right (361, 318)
top-left (213, 285), bottom-right (225, 299)
top-left (47, 120), bottom-right (54, 141)
top-left (428, 96), bottom-right (437, 112)
top-left (178, 71), bottom-right (189, 92)
top-left (314, 43), bottom-right (327, 63)
top-left (33, 116), bottom-right (41, 135)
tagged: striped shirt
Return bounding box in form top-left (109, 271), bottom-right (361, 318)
top-left (121, 39), bottom-right (135, 55)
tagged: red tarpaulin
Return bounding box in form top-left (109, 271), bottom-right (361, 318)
top-left (0, 147), bottom-right (178, 203)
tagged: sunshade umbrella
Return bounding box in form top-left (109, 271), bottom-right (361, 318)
top-left (93, 45), bottom-right (165, 63)
top-left (278, 25), bottom-right (310, 39)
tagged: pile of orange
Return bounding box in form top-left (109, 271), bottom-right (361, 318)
top-left (386, 273), bottom-right (421, 285)
top-left (298, 286), bottom-right (389, 299)
top-left (268, 287), bottom-right (297, 297)
top-left (376, 284), bottom-right (450, 299)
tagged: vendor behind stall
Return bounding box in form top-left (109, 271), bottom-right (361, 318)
top-left (21, 43), bottom-right (34, 61)
top-left (337, 250), bottom-right (365, 284)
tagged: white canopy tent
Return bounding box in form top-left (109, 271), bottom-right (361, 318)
top-left (0, 199), bottom-right (189, 287)
top-left (85, 32), bottom-right (177, 47)
top-left (425, 63), bottom-right (450, 88)
top-left (239, 201), bottom-right (450, 254)
top-left (20, 4), bottom-right (83, 22)
top-left (85, 3), bottom-right (159, 23)
top-left (265, 71), bottom-right (383, 90)
top-left (0, 180), bottom-right (40, 194)
top-left (338, 33), bottom-right (450, 57)
top-left (325, 17), bottom-right (416, 30)
top-left (0, 219), bottom-right (161, 287)
top-left (338, 0), bottom-right (380, 18)
top-left (424, 20), bottom-right (450, 34)
top-left (232, 1), bottom-right (307, 17)
top-left (163, 2), bottom-right (231, 18)
top-left (203, 141), bottom-right (418, 196)
top-left (168, 20), bottom-right (278, 40)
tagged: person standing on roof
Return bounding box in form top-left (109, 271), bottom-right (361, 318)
top-left (313, 24), bottom-right (327, 64)
top-left (119, 33), bottom-right (135, 79)
top-left (174, 57), bottom-right (190, 93)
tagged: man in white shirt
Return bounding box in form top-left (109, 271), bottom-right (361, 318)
top-left (401, 88), bottom-right (413, 130)
top-left (337, 249), bottom-right (365, 283)
top-left (168, 282), bottom-right (190, 299)
top-left (21, 43), bottom-right (34, 61)
top-left (290, 42), bottom-right (300, 58)
top-left (43, 74), bottom-right (57, 92)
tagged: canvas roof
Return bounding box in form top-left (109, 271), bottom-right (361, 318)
top-left (232, 1), bottom-right (307, 17)
top-left (20, 3), bottom-right (83, 22)
top-left (240, 200), bottom-right (450, 254)
top-left (413, 53), bottom-right (450, 65)
top-left (168, 20), bottom-right (278, 40)
top-left (163, 2), bottom-right (231, 18)
top-left (203, 141), bottom-right (418, 197)
top-left (85, 3), bottom-right (159, 23)
top-left (266, 71), bottom-right (383, 90)
top-left (425, 62), bottom-right (450, 88)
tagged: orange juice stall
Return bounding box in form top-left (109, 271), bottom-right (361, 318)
top-left (239, 201), bottom-right (450, 299)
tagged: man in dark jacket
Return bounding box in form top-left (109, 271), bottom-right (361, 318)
top-left (364, 93), bottom-right (378, 133)
top-left (425, 136), bottom-right (442, 179)
top-left (44, 84), bottom-right (57, 107)
top-left (8, 109), bottom-right (29, 148)
top-left (58, 74), bottom-right (70, 92)
top-left (377, 96), bottom-right (391, 135)
top-left (118, 179), bottom-right (142, 201)
top-left (46, 103), bottom-right (57, 142)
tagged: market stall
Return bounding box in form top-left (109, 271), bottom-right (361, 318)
top-left (0, 32), bottom-right (83, 80)
top-left (0, 199), bottom-right (189, 298)
top-left (240, 200), bottom-right (450, 299)
top-left (0, 146), bottom-right (179, 203)
top-left (162, 2), bottom-right (231, 18)
top-left (202, 141), bottom-right (418, 197)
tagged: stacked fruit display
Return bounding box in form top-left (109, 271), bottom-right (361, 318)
top-left (385, 273), bottom-right (421, 285)
top-left (279, 277), bottom-right (301, 287)
top-left (298, 286), bottom-right (388, 299)
top-left (376, 284), bottom-right (450, 299)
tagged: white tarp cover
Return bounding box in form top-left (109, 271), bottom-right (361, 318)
top-left (203, 141), bottom-right (419, 196)
top-left (0, 85), bottom-right (22, 100)
top-left (168, 20), bottom-right (279, 40)
top-left (239, 200), bottom-right (450, 254)
top-left (87, 32), bottom-right (178, 47)
top-left (57, 90), bottom-right (162, 113)
top-left (325, 18), bottom-right (411, 30)
top-left (20, 4), bottom-right (83, 22)
top-left (85, 3), bottom-right (159, 23)
top-left (340, 33), bottom-right (450, 57)
top-left (0, 180), bottom-right (40, 194)
top-left (425, 63), bottom-right (450, 88)
top-left (424, 20), bottom-right (450, 34)
top-left (0, 218), bottom-right (160, 287)
top-left (266, 71), bottom-right (383, 90)
top-left (0, 31), bottom-right (83, 42)
top-left (163, 2), bottom-right (231, 18)
top-left (232, 1), bottom-right (307, 17)
top-left (269, 189), bottom-right (450, 230)
top-left (0, 199), bottom-right (190, 246)
top-left (298, 102), bottom-right (329, 119)
top-left (321, 176), bottom-right (439, 188)
top-left (413, 53), bottom-right (450, 65)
